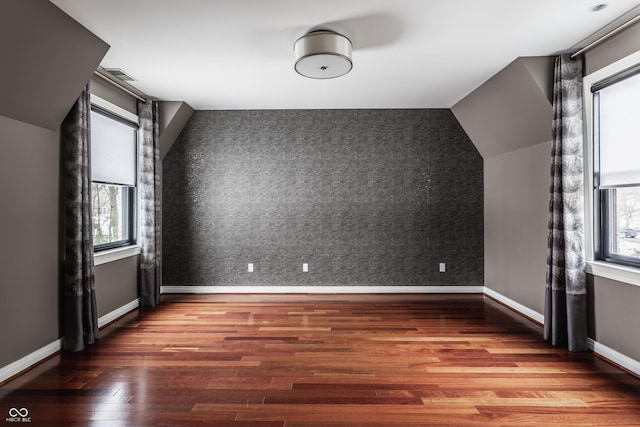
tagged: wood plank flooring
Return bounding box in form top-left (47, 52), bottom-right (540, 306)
top-left (1, 294), bottom-right (640, 426)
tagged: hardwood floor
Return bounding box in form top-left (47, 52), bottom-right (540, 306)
top-left (1, 294), bottom-right (639, 426)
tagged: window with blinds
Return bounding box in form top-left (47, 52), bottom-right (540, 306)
top-left (593, 68), bottom-right (640, 266)
top-left (90, 106), bottom-right (138, 250)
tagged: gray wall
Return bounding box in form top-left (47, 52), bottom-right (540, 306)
top-left (585, 20), bottom-right (640, 75)
top-left (163, 109), bottom-right (483, 287)
top-left (464, 20), bottom-right (640, 364)
top-left (94, 256), bottom-right (138, 318)
top-left (0, 78), bottom-right (142, 371)
top-left (453, 56), bottom-right (553, 314)
top-left (583, 21), bottom-right (640, 362)
top-left (0, 115), bottom-right (60, 368)
top-left (0, 68), bottom-right (143, 373)
top-left (90, 76), bottom-right (137, 115)
top-left (587, 275), bottom-right (640, 360)
top-left (484, 141), bottom-right (550, 313)
top-left (0, 1), bottom-right (124, 373)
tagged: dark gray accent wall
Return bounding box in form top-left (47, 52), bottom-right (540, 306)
top-left (163, 109), bottom-right (483, 287)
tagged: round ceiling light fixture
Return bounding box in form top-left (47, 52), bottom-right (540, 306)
top-left (294, 30), bottom-right (353, 79)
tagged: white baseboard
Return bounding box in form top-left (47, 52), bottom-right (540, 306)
top-left (0, 339), bottom-right (62, 384)
top-left (1, 299), bottom-right (140, 385)
top-left (588, 338), bottom-right (640, 377)
top-left (161, 285), bottom-right (484, 294)
top-left (483, 287), bottom-right (545, 324)
top-left (483, 287), bottom-right (640, 377)
top-left (98, 299), bottom-right (139, 328)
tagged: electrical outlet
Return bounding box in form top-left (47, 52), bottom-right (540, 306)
top-left (248, 263), bottom-right (254, 273)
top-left (303, 263), bottom-right (309, 272)
top-left (439, 262), bottom-right (446, 273)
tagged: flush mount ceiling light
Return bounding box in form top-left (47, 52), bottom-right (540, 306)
top-left (294, 30), bottom-right (353, 79)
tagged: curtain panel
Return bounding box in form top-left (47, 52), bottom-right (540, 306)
top-left (544, 54), bottom-right (587, 352)
top-left (138, 100), bottom-right (162, 307)
top-left (61, 84), bottom-right (99, 352)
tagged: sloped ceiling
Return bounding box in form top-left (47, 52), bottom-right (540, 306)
top-left (0, 0), bottom-right (109, 130)
top-left (452, 57), bottom-right (555, 159)
top-left (159, 101), bottom-right (194, 160)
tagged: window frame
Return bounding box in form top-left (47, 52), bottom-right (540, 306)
top-left (584, 49), bottom-right (640, 287)
top-left (89, 95), bottom-right (140, 254)
top-left (91, 181), bottom-right (136, 251)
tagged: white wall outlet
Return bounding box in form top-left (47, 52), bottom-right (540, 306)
top-left (303, 263), bottom-right (309, 272)
top-left (248, 263), bottom-right (254, 273)
top-left (439, 262), bottom-right (446, 273)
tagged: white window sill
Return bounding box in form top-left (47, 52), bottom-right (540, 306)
top-left (94, 245), bottom-right (141, 266)
top-left (586, 261), bottom-right (640, 288)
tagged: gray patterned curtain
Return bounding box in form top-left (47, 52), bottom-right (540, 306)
top-left (62, 84), bottom-right (99, 352)
top-left (544, 54), bottom-right (587, 352)
top-left (138, 100), bottom-right (161, 307)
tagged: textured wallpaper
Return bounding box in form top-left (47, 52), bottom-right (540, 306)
top-left (162, 109), bottom-right (483, 287)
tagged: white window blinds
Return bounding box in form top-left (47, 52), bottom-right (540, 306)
top-left (596, 71), bottom-right (640, 188)
top-left (90, 109), bottom-right (137, 186)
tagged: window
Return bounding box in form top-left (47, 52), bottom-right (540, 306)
top-left (90, 105), bottom-right (138, 251)
top-left (591, 64), bottom-right (640, 267)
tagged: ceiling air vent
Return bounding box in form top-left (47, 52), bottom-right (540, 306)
top-left (104, 68), bottom-right (136, 82)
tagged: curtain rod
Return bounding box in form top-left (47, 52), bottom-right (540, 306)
top-left (93, 69), bottom-right (147, 102)
top-left (572, 13), bottom-right (640, 58)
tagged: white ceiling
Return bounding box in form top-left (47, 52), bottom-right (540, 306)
top-left (51, 0), bottom-right (640, 110)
